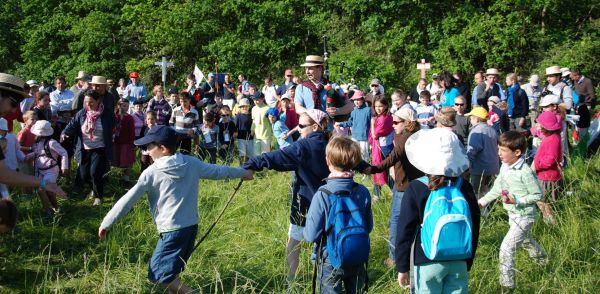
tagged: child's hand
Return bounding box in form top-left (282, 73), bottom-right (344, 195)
top-left (504, 194), bottom-right (517, 205)
top-left (477, 200), bottom-right (485, 208)
top-left (98, 227), bottom-right (107, 240)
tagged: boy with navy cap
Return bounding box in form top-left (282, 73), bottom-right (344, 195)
top-left (98, 125), bottom-right (252, 293)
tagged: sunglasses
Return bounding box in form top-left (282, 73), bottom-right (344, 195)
top-left (393, 120), bottom-right (405, 125)
top-left (286, 75), bottom-right (293, 77)
top-left (454, 103), bottom-right (465, 106)
top-left (298, 123), bottom-right (315, 129)
top-left (371, 85), bottom-right (378, 87)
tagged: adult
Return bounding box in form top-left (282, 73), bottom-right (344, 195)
top-left (505, 73), bottom-right (529, 131)
top-left (62, 89), bottom-right (114, 206)
top-left (452, 96), bottom-right (470, 146)
top-left (201, 73), bottom-right (217, 107)
top-left (436, 107), bottom-right (464, 144)
top-left (471, 71), bottom-right (485, 107)
top-left (0, 73), bottom-right (65, 201)
top-left (276, 69), bottom-right (295, 96)
top-left (360, 108), bottom-right (423, 268)
top-left (523, 74), bottom-right (542, 126)
top-left (125, 71), bottom-right (148, 104)
top-left (476, 68), bottom-right (503, 106)
top-left (570, 69), bottom-right (596, 110)
top-left (39, 80), bottom-right (55, 93)
top-left (543, 66), bottom-right (573, 111)
top-left (32, 91), bottom-right (52, 121)
top-left (116, 78), bottom-right (127, 99)
top-left (440, 71), bottom-right (461, 108)
top-left (396, 128), bottom-right (480, 293)
top-left (262, 77), bottom-right (279, 107)
top-left (222, 74), bottom-right (236, 104)
top-left (237, 74), bottom-right (250, 97)
top-left (107, 79), bottom-right (119, 100)
top-left (454, 73), bottom-right (472, 111)
top-left (74, 76), bottom-right (115, 113)
top-left (409, 79), bottom-right (427, 103)
top-left (21, 80), bottom-right (40, 113)
top-left (70, 71), bottom-right (90, 97)
top-left (366, 78), bottom-right (385, 108)
top-left (294, 55), bottom-right (353, 119)
top-left (49, 76), bottom-right (75, 115)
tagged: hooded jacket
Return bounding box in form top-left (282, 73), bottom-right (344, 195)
top-left (100, 153), bottom-right (247, 233)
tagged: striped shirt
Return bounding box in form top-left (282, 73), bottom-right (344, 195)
top-left (169, 106), bottom-right (200, 135)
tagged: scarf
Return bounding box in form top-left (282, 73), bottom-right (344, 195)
top-left (83, 103), bottom-right (104, 139)
top-left (301, 80), bottom-right (324, 110)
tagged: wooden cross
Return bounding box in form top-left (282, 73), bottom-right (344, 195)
top-left (154, 56), bottom-right (174, 88)
top-left (416, 59), bottom-right (431, 79)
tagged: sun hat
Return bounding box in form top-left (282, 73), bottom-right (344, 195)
top-left (435, 107), bottom-right (457, 127)
top-left (31, 120), bottom-right (54, 137)
top-left (89, 76), bottom-right (107, 85)
top-left (529, 74), bottom-right (540, 86)
top-left (0, 73), bottom-right (28, 100)
top-left (266, 107), bottom-right (280, 119)
top-left (300, 55), bottom-right (325, 67)
top-left (545, 66), bottom-right (561, 76)
top-left (281, 93), bottom-right (291, 101)
top-left (134, 125), bottom-right (178, 146)
top-left (350, 90), bottom-right (365, 100)
top-left (26, 80), bottom-right (40, 87)
top-left (239, 98), bottom-right (250, 106)
top-left (394, 107), bottom-right (416, 122)
top-left (539, 94), bottom-right (560, 107)
top-left (465, 106), bottom-right (489, 120)
top-left (488, 96), bottom-right (500, 104)
top-left (485, 68), bottom-right (500, 76)
top-left (75, 71), bottom-right (90, 81)
top-left (0, 118), bottom-right (7, 131)
top-left (560, 67), bottom-right (571, 77)
top-left (405, 128), bottom-right (469, 177)
top-left (305, 109), bottom-right (329, 128)
top-left (129, 71), bottom-right (140, 78)
top-left (537, 111), bottom-right (562, 131)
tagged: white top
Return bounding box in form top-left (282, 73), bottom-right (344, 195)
top-left (82, 120), bottom-right (105, 149)
top-left (49, 89), bottom-right (75, 115)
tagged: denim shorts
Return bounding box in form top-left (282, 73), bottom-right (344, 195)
top-left (148, 225), bottom-right (198, 284)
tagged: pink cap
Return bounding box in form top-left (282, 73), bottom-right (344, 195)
top-left (305, 109), bottom-right (329, 128)
top-left (350, 90), bottom-right (365, 100)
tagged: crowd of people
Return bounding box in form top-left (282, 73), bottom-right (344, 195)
top-left (0, 54), bottom-right (596, 293)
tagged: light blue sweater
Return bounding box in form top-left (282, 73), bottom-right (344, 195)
top-left (100, 153), bottom-right (247, 233)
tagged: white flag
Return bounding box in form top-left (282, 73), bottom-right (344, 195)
top-left (193, 64), bottom-right (204, 88)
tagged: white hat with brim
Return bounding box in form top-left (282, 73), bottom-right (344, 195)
top-left (545, 66), bottom-right (562, 76)
top-left (31, 120), bottom-right (54, 137)
top-left (0, 73), bottom-right (28, 100)
top-left (539, 94), bottom-right (560, 107)
top-left (75, 71), bottom-right (89, 81)
top-left (89, 76), bottom-right (107, 85)
top-left (300, 55), bottom-right (325, 67)
top-left (560, 67), bottom-right (571, 77)
top-left (26, 80), bottom-right (40, 87)
top-left (485, 68), bottom-right (500, 76)
top-left (529, 75), bottom-right (540, 86)
top-left (405, 128), bottom-right (470, 177)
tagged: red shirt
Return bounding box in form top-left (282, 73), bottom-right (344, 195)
top-left (4, 107), bottom-right (24, 132)
top-left (17, 126), bottom-right (36, 153)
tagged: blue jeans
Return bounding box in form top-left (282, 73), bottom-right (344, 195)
top-left (414, 261), bottom-right (468, 293)
top-left (148, 225), bottom-right (198, 284)
top-left (319, 255), bottom-right (367, 294)
top-left (389, 186), bottom-right (404, 259)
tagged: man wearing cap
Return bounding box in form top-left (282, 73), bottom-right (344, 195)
top-left (70, 71), bottom-right (90, 97)
top-left (476, 68), bottom-right (505, 106)
top-left (21, 80), bottom-right (40, 113)
top-left (49, 76), bottom-right (75, 115)
top-left (366, 78), bottom-right (385, 107)
top-left (543, 66), bottom-right (573, 110)
top-left (294, 55), bottom-right (353, 118)
top-left (276, 69), bottom-right (295, 97)
top-left (125, 71), bottom-right (148, 104)
top-left (523, 74), bottom-right (543, 125)
top-left (0, 73), bottom-right (66, 199)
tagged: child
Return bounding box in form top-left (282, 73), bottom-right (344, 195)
top-left (487, 96), bottom-right (509, 134)
top-left (533, 111), bottom-right (563, 225)
top-left (113, 99), bottom-right (136, 184)
top-left (167, 87), bottom-right (180, 110)
top-left (465, 107), bottom-right (499, 198)
top-left (335, 90), bottom-right (371, 162)
top-left (370, 96), bottom-right (394, 200)
top-left (170, 92), bottom-right (200, 155)
top-left (99, 125), bottom-right (252, 294)
top-left (27, 120), bottom-right (68, 221)
top-left (217, 106), bottom-right (237, 165)
top-left (32, 91), bottom-right (52, 121)
top-left (17, 111), bottom-right (37, 179)
top-left (478, 131), bottom-right (547, 290)
top-left (279, 93), bottom-right (299, 141)
top-left (251, 93), bottom-right (273, 154)
top-left (415, 90), bottom-right (436, 129)
top-left (139, 111), bottom-right (157, 172)
top-left (147, 85), bottom-right (172, 125)
top-left (234, 98), bottom-right (254, 164)
top-left (304, 137), bottom-right (373, 293)
top-left (0, 118), bottom-right (26, 199)
top-left (131, 100), bottom-right (146, 139)
top-left (267, 107), bottom-right (292, 149)
top-left (198, 112), bottom-right (219, 164)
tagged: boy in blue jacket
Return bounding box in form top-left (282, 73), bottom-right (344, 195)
top-left (335, 90), bottom-right (371, 162)
top-left (304, 137), bottom-right (373, 293)
top-left (98, 126), bottom-right (252, 293)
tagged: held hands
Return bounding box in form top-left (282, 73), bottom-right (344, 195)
top-left (398, 272), bottom-right (410, 289)
top-left (241, 170), bottom-right (254, 181)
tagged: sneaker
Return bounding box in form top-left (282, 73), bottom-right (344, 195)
top-left (384, 257), bottom-right (395, 269)
top-left (93, 198), bottom-right (102, 206)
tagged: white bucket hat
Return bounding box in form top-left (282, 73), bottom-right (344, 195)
top-left (539, 94), bottom-right (560, 107)
top-left (31, 120), bottom-right (54, 137)
top-left (405, 128), bottom-right (469, 177)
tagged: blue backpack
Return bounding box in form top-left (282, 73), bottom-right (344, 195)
top-left (319, 185), bottom-right (370, 269)
top-left (418, 176), bottom-right (473, 261)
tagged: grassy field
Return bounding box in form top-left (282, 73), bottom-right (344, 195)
top-left (1, 153), bottom-right (600, 293)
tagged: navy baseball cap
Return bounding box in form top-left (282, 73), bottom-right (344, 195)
top-left (134, 125), bottom-right (179, 146)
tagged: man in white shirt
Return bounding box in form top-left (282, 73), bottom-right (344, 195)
top-left (49, 76), bottom-right (75, 115)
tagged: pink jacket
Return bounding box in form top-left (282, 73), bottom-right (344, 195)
top-left (370, 114), bottom-right (393, 186)
top-left (534, 133), bottom-right (562, 181)
top-left (26, 138), bottom-right (69, 175)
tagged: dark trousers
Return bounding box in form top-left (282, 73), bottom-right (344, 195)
top-left (76, 148), bottom-right (109, 199)
top-left (199, 146), bottom-right (217, 164)
top-left (218, 144), bottom-right (235, 165)
top-left (178, 137), bottom-right (193, 155)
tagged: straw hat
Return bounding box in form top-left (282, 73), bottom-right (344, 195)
top-left (75, 71), bottom-right (90, 81)
top-left (300, 55), bottom-right (325, 67)
top-left (89, 76), bottom-right (107, 85)
top-left (31, 120), bottom-right (54, 137)
top-left (405, 128), bottom-right (469, 177)
top-left (545, 66), bottom-right (562, 76)
top-left (465, 107), bottom-right (489, 120)
top-left (0, 73), bottom-right (28, 99)
top-left (485, 68), bottom-right (500, 76)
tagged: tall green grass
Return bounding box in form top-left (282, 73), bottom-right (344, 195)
top-left (1, 154), bottom-right (599, 293)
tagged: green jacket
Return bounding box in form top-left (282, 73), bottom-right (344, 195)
top-left (479, 158), bottom-right (542, 219)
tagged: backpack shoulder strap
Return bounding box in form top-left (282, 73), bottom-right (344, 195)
top-left (417, 176), bottom-right (428, 185)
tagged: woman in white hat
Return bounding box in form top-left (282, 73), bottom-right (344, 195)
top-left (395, 128), bottom-right (480, 293)
top-left (0, 73), bottom-right (66, 214)
top-left (26, 120), bottom-right (69, 221)
top-left (543, 65), bottom-right (573, 110)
